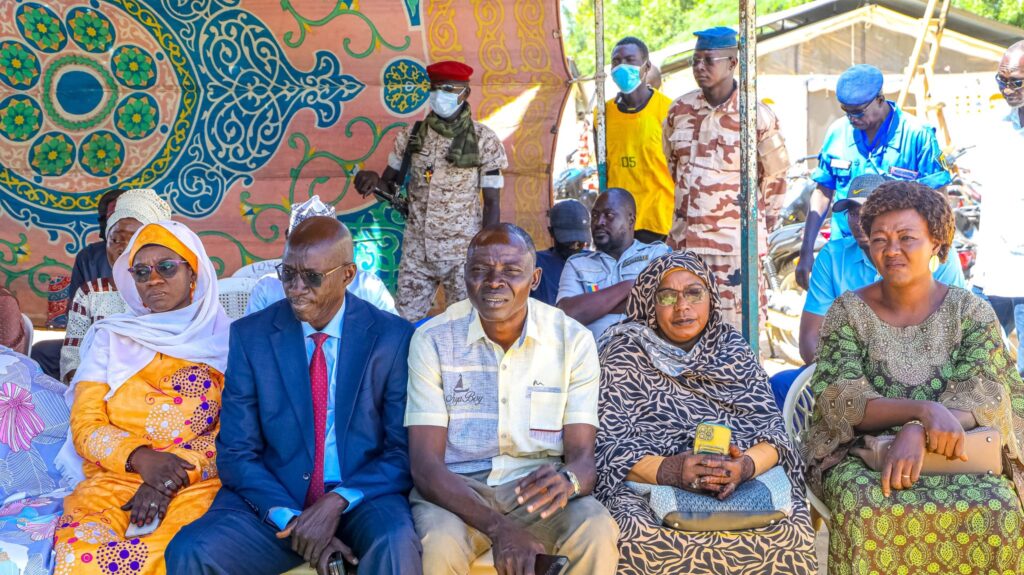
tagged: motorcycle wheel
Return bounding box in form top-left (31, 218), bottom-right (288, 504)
top-left (775, 258), bottom-right (800, 292)
top-left (765, 257), bottom-right (804, 365)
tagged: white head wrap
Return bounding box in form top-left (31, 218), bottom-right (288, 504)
top-left (105, 189), bottom-right (172, 235)
top-left (289, 195), bottom-right (335, 233)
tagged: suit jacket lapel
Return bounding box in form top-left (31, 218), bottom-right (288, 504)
top-left (334, 297), bottom-right (377, 453)
top-left (270, 303), bottom-right (316, 463)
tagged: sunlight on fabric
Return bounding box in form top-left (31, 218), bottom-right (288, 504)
top-left (480, 85), bottom-right (541, 142)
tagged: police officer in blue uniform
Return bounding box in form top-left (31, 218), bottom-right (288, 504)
top-left (795, 64), bottom-right (950, 289)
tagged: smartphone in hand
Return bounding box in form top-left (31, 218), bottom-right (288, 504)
top-left (693, 422), bottom-right (732, 456)
top-left (125, 516), bottom-right (160, 538)
top-left (535, 553), bottom-right (569, 575)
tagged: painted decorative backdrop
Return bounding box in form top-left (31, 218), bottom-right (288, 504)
top-left (0, 0), bottom-right (571, 322)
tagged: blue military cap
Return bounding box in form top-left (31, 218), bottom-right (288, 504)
top-left (693, 27), bottom-right (738, 51)
top-left (836, 64), bottom-right (884, 106)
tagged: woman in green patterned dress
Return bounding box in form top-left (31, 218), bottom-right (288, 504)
top-left (803, 180), bottom-right (1024, 575)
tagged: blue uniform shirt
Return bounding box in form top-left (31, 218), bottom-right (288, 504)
top-left (268, 299), bottom-right (364, 530)
top-left (803, 236), bottom-right (966, 316)
top-left (812, 103), bottom-right (951, 238)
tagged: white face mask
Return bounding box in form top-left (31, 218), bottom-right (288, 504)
top-left (429, 90), bottom-right (463, 118)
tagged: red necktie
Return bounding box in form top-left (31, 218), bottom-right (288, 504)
top-left (305, 332), bottom-right (329, 507)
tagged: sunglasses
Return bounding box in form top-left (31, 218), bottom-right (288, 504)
top-left (690, 55), bottom-right (732, 69)
top-left (130, 259), bottom-right (190, 283)
top-left (841, 98), bottom-right (877, 119)
top-left (432, 84), bottom-right (467, 95)
top-left (996, 74), bottom-right (1024, 90)
top-left (655, 286), bottom-right (709, 307)
top-left (276, 262), bottom-right (350, 289)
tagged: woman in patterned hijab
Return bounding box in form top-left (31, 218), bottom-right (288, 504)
top-left (593, 250), bottom-right (816, 574)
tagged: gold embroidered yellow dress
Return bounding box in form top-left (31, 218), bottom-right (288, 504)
top-left (53, 354), bottom-right (222, 575)
top-left (804, 288), bottom-right (1024, 575)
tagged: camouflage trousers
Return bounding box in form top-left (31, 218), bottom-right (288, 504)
top-left (701, 253), bottom-right (767, 332)
top-left (396, 235), bottom-right (467, 321)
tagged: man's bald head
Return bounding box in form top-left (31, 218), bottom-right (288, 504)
top-left (286, 216), bottom-right (353, 262)
top-left (600, 188), bottom-right (637, 217)
top-left (468, 223), bottom-right (536, 265)
top-left (591, 188), bottom-right (637, 256)
top-left (1004, 40), bottom-right (1024, 64)
top-left (999, 41), bottom-right (1024, 109)
top-left (281, 216), bottom-right (356, 330)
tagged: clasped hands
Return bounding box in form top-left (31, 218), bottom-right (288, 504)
top-left (121, 447), bottom-right (195, 529)
top-left (659, 445), bottom-right (755, 500)
top-left (276, 492), bottom-right (356, 575)
top-left (880, 402), bottom-right (969, 497)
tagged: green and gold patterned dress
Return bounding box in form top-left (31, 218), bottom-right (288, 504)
top-left (804, 288), bottom-right (1024, 575)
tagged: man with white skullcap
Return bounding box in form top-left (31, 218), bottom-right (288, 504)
top-left (245, 196), bottom-right (398, 315)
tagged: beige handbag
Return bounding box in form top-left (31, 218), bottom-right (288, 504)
top-left (851, 426), bottom-right (1003, 476)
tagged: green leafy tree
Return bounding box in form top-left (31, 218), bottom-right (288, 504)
top-left (563, 0), bottom-right (1024, 77)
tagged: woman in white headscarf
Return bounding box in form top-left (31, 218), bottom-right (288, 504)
top-left (60, 189), bottom-right (173, 383)
top-left (54, 220), bottom-right (230, 575)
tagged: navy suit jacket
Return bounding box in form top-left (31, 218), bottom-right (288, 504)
top-left (215, 294), bottom-right (414, 521)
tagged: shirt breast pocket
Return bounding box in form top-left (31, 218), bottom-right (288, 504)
top-left (573, 265), bottom-right (607, 292)
top-left (529, 389), bottom-right (566, 445)
top-left (667, 129), bottom-right (695, 163)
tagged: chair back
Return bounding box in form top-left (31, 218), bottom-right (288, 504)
top-left (21, 313), bottom-right (34, 353)
top-left (782, 364), bottom-right (816, 454)
top-left (232, 259), bottom-right (281, 280)
top-left (218, 277), bottom-right (258, 320)
top-left (781, 363), bottom-right (831, 522)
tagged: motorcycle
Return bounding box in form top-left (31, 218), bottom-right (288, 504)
top-left (777, 155), bottom-right (818, 226)
top-left (553, 150), bottom-right (598, 209)
top-left (763, 221), bottom-right (828, 364)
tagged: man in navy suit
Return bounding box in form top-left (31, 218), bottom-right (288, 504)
top-left (167, 217), bottom-right (421, 575)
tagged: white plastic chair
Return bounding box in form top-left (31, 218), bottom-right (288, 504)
top-left (217, 277), bottom-right (258, 320)
top-left (21, 313), bottom-right (33, 353)
top-left (782, 363), bottom-right (831, 525)
top-left (232, 259), bottom-right (281, 280)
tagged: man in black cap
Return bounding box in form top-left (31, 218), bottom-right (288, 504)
top-left (795, 64), bottom-right (950, 290)
top-left (532, 200), bottom-right (591, 306)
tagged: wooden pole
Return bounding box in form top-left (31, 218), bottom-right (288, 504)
top-left (594, 0), bottom-right (607, 191)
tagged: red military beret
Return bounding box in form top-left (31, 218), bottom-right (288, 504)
top-left (426, 61), bottom-right (474, 83)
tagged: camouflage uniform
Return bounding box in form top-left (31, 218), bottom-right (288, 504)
top-left (662, 87), bottom-right (789, 329)
top-left (387, 122), bottom-right (508, 320)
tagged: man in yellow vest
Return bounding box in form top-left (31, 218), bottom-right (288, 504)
top-left (600, 37), bottom-right (675, 244)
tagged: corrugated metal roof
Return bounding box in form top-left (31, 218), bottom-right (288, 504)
top-left (656, 0), bottom-right (1023, 72)
top-left (757, 0), bottom-right (1022, 46)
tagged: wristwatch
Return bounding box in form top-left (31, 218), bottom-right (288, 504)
top-left (561, 469), bottom-right (581, 498)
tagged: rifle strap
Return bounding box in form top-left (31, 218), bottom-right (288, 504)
top-left (395, 121), bottom-right (422, 194)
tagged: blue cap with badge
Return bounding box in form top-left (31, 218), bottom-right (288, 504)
top-left (693, 27), bottom-right (738, 51)
top-left (837, 64), bottom-right (884, 106)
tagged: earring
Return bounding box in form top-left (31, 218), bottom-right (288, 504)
top-left (928, 255), bottom-right (939, 273)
